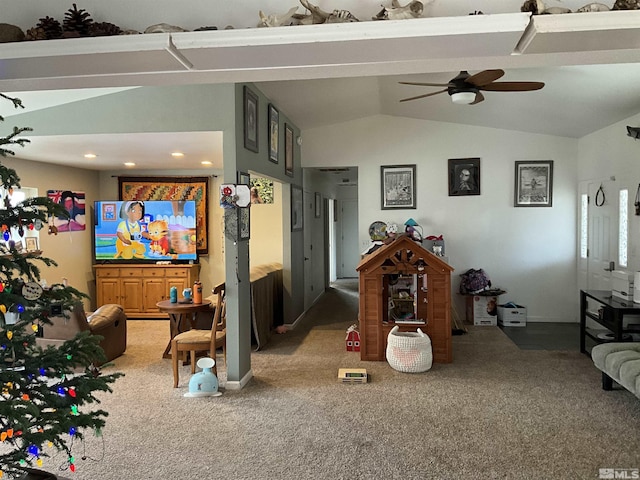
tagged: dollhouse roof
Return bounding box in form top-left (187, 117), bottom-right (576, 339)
top-left (357, 234), bottom-right (453, 275)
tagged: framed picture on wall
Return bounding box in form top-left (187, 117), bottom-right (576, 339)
top-left (291, 185), bottom-right (303, 231)
top-left (448, 158), bottom-right (480, 196)
top-left (244, 86), bottom-right (259, 153)
top-left (285, 124), bottom-right (294, 177)
top-left (514, 160), bottom-right (554, 207)
top-left (381, 164), bottom-right (416, 209)
top-left (268, 104), bottom-right (279, 163)
top-left (25, 237), bottom-right (38, 252)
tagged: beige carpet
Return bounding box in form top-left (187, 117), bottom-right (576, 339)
top-left (37, 281), bottom-right (640, 479)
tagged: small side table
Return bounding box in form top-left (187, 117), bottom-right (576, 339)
top-left (156, 299), bottom-right (213, 359)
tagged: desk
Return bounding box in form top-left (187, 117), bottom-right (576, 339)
top-left (580, 289), bottom-right (640, 355)
top-left (156, 299), bottom-right (213, 359)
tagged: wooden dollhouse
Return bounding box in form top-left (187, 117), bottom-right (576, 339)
top-left (356, 234), bottom-right (453, 363)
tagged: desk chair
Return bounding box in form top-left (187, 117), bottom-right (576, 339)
top-left (171, 283), bottom-right (226, 388)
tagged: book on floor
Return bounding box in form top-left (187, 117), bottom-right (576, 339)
top-left (338, 368), bottom-right (368, 383)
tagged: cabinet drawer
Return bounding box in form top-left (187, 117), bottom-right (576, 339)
top-left (96, 268), bottom-right (120, 278)
top-left (119, 268), bottom-right (144, 277)
top-left (165, 268), bottom-right (189, 278)
top-left (143, 268), bottom-right (165, 278)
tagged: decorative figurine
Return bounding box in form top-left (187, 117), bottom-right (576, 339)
top-left (373, 0), bottom-right (427, 21)
top-left (404, 218), bottom-right (423, 243)
top-left (293, 0), bottom-right (359, 24)
top-left (257, 7), bottom-right (299, 27)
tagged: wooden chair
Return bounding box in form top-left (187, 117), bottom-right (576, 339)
top-left (171, 283), bottom-right (226, 388)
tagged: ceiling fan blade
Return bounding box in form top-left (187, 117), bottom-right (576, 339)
top-left (399, 88), bottom-right (448, 102)
top-left (399, 81), bottom-right (451, 88)
top-left (466, 69), bottom-right (505, 87)
top-left (479, 81), bottom-right (545, 92)
top-left (470, 91), bottom-right (485, 105)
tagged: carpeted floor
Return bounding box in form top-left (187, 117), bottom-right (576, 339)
top-left (37, 280), bottom-right (640, 480)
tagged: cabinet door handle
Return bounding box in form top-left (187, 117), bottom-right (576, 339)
top-left (604, 261), bottom-right (615, 272)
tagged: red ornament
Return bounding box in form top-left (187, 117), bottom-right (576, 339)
top-left (29, 223), bottom-right (34, 231)
top-left (223, 186), bottom-right (232, 196)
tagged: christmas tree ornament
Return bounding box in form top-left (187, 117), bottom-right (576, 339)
top-left (2, 230), bottom-right (9, 241)
top-left (22, 282), bottom-right (43, 301)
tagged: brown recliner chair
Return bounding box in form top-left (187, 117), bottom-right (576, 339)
top-left (36, 303), bottom-right (127, 363)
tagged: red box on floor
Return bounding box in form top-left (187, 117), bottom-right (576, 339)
top-left (346, 326), bottom-right (360, 352)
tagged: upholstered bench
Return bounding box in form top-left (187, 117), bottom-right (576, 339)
top-left (591, 342), bottom-right (640, 399)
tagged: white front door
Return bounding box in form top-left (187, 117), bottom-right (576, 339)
top-left (584, 179), bottom-right (618, 291)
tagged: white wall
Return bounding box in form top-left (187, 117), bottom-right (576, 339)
top-left (304, 114), bottom-right (579, 322)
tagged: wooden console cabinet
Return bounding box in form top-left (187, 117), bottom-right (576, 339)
top-left (94, 264), bottom-right (200, 318)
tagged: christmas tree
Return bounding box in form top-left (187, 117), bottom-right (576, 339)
top-left (0, 93), bottom-right (123, 479)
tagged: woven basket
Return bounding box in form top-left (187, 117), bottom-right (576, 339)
top-left (386, 326), bottom-right (433, 373)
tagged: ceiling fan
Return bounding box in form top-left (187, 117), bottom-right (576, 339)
top-left (399, 69), bottom-right (545, 105)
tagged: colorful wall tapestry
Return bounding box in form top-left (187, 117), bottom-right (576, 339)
top-left (47, 190), bottom-right (86, 232)
top-left (118, 176), bottom-right (209, 254)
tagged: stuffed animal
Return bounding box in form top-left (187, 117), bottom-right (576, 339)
top-left (147, 219), bottom-right (170, 256)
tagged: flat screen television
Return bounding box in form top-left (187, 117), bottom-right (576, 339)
top-left (94, 200), bottom-right (197, 263)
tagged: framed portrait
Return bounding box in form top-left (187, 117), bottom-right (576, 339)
top-left (250, 177), bottom-right (274, 204)
top-left (238, 171), bottom-right (251, 240)
top-left (47, 190), bottom-right (86, 232)
top-left (244, 86), bottom-right (259, 153)
top-left (315, 192), bottom-right (321, 218)
top-left (268, 104), bottom-right (279, 163)
top-left (119, 176), bottom-right (209, 254)
top-left (291, 185), bottom-right (303, 231)
top-left (25, 237), bottom-right (38, 252)
top-left (514, 160), bottom-right (554, 207)
top-left (448, 158), bottom-right (480, 196)
top-left (381, 164), bottom-right (416, 210)
top-left (285, 124), bottom-right (294, 177)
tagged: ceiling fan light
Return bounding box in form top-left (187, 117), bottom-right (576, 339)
top-left (450, 91), bottom-right (476, 105)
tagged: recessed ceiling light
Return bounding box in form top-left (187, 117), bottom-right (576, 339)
top-left (84, 153), bottom-right (97, 159)
top-left (201, 161), bottom-right (212, 166)
top-left (171, 152), bottom-right (184, 158)
top-left (124, 162), bottom-right (136, 167)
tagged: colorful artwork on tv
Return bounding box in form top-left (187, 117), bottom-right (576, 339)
top-left (94, 200), bottom-right (197, 261)
top-left (48, 190), bottom-right (86, 231)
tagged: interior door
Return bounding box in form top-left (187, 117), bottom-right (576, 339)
top-left (586, 179), bottom-right (617, 291)
top-left (339, 199), bottom-right (359, 278)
